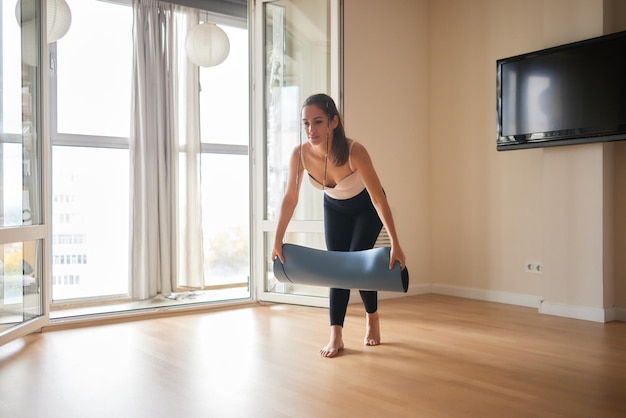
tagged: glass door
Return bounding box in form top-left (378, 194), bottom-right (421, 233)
top-left (252, 0), bottom-right (341, 306)
top-left (0, 0), bottom-right (48, 345)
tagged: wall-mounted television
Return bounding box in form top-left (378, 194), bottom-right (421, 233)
top-left (496, 30), bottom-right (626, 151)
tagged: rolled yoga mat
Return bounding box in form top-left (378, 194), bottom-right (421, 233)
top-left (273, 243), bottom-right (409, 293)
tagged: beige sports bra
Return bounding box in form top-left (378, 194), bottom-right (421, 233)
top-left (303, 141), bottom-right (366, 200)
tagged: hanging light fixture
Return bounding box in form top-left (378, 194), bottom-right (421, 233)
top-left (185, 22), bottom-right (230, 67)
top-left (47, 0), bottom-right (72, 43)
top-left (15, 0), bottom-right (72, 44)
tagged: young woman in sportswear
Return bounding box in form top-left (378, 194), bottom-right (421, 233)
top-left (271, 94), bottom-right (406, 358)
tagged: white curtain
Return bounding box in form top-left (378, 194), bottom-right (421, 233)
top-left (130, 0), bottom-right (205, 299)
top-left (175, 8), bottom-right (205, 290)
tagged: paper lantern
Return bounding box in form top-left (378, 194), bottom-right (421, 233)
top-left (15, 0), bottom-right (72, 43)
top-left (185, 23), bottom-right (230, 67)
top-left (47, 0), bottom-right (72, 43)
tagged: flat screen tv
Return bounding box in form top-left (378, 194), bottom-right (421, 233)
top-left (496, 30), bottom-right (626, 151)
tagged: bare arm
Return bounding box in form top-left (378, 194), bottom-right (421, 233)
top-left (350, 141), bottom-right (406, 269)
top-left (271, 146), bottom-right (304, 264)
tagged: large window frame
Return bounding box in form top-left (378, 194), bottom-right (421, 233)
top-left (252, 0), bottom-right (342, 307)
top-left (48, 0), bottom-right (251, 310)
top-left (0, 0), bottom-right (49, 346)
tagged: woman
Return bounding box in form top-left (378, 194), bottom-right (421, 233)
top-left (271, 94), bottom-right (406, 358)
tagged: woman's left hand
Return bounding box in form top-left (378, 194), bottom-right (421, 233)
top-left (389, 245), bottom-right (406, 270)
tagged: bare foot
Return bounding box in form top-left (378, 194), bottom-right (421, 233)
top-left (320, 325), bottom-right (344, 358)
top-left (364, 312), bottom-right (381, 346)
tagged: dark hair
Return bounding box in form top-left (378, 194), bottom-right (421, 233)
top-left (302, 94), bottom-right (349, 166)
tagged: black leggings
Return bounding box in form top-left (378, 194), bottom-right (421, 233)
top-left (324, 188), bottom-right (383, 326)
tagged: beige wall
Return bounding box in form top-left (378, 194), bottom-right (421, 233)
top-left (605, 0), bottom-right (626, 32)
top-left (344, 0), bottom-right (625, 319)
top-left (343, 0), bottom-right (431, 289)
top-left (608, 0), bottom-right (626, 310)
top-left (615, 145), bottom-right (626, 308)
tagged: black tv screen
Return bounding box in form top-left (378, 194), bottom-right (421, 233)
top-left (496, 30), bottom-right (626, 151)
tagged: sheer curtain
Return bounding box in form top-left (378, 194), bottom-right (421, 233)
top-left (174, 7), bottom-right (205, 290)
top-left (130, 0), bottom-right (204, 299)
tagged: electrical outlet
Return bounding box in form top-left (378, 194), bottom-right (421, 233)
top-left (525, 261), bottom-right (543, 274)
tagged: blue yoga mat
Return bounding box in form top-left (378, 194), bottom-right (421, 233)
top-left (273, 244), bottom-right (409, 293)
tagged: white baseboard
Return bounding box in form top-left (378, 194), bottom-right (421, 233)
top-left (352, 282), bottom-right (623, 323)
top-left (431, 284), bottom-right (540, 308)
top-left (538, 300), bottom-right (609, 323)
top-left (431, 283), bottom-right (617, 323)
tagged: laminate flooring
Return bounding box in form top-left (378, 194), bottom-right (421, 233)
top-left (1, 294), bottom-right (625, 418)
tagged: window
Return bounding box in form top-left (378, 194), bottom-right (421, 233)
top-left (256, 0), bottom-right (341, 305)
top-left (1, 0), bottom-right (46, 338)
top-left (199, 25), bottom-right (250, 289)
top-left (51, 0), bottom-right (250, 309)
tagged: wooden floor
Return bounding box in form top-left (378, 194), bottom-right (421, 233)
top-left (1, 294), bottom-right (625, 418)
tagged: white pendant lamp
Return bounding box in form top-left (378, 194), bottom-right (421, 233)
top-left (185, 22), bottom-right (230, 67)
top-left (47, 0), bottom-right (72, 43)
top-left (15, 0), bottom-right (72, 44)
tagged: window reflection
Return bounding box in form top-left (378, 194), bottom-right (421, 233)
top-left (1, 143), bottom-right (25, 226)
top-left (0, 240), bottom-right (43, 330)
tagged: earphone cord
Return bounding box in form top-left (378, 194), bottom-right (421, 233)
top-left (295, 119), bottom-right (302, 193)
top-left (323, 119), bottom-right (329, 191)
top-left (295, 108), bottom-right (331, 193)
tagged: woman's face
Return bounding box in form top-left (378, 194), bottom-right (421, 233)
top-left (302, 105), bottom-right (336, 146)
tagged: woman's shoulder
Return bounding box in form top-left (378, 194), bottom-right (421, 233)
top-left (294, 141), bottom-right (314, 152)
top-left (346, 139), bottom-right (374, 168)
top-left (347, 138), bottom-right (369, 156)
top-left (291, 142), bottom-right (313, 154)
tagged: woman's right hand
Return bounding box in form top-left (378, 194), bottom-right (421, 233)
top-left (271, 244), bottom-right (284, 264)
